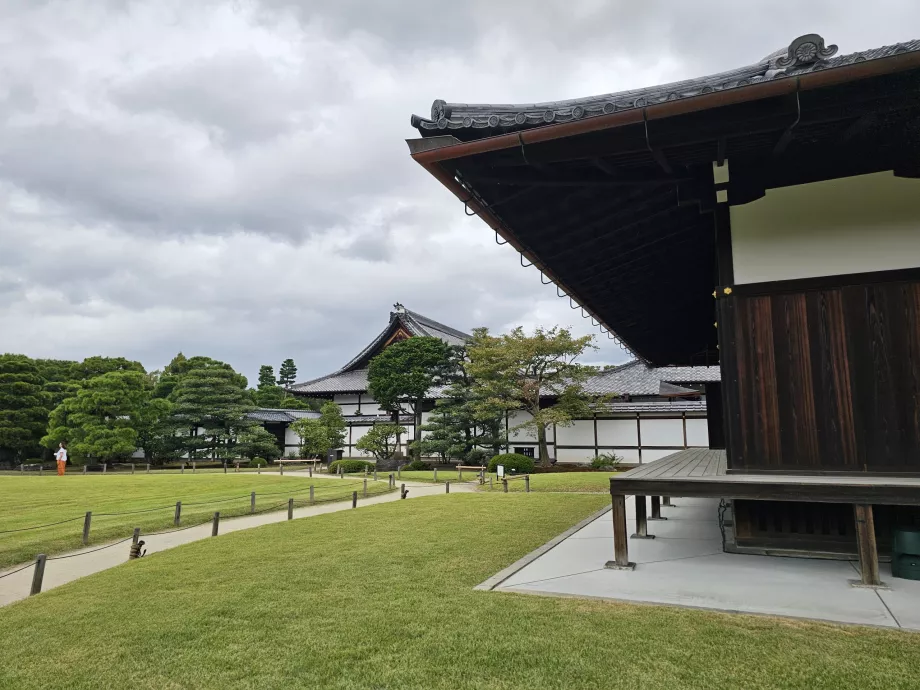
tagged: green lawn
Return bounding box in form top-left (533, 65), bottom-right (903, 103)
top-left (0, 475), bottom-right (391, 568)
top-left (1, 493), bottom-right (918, 689)
top-left (396, 469), bottom-right (616, 493)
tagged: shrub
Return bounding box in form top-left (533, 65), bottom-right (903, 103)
top-left (465, 448), bottom-right (488, 466)
top-left (590, 452), bottom-right (623, 470)
top-left (252, 457), bottom-right (267, 467)
top-left (286, 451), bottom-right (300, 460)
top-left (404, 458), bottom-right (427, 471)
top-left (487, 453), bottom-right (535, 475)
top-left (328, 459), bottom-right (375, 474)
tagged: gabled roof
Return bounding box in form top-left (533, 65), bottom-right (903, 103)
top-left (246, 408), bottom-right (321, 423)
top-left (411, 35), bottom-right (920, 140)
top-left (290, 305), bottom-right (471, 395)
top-left (583, 360), bottom-right (720, 396)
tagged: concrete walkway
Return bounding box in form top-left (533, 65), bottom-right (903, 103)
top-left (0, 477), bottom-right (475, 608)
top-left (488, 497), bottom-right (920, 630)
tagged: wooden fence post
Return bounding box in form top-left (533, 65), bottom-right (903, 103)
top-left (400, 483), bottom-right (406, 499)
top-left (258, 464), bottom-right (261, 475)
top-left (288, 498), bottom-right (294, 520)
top-left (309, 466), bottom-right (313, 478)
top-left (211, 511), bottom-right (220, 537)
top-left (30, 554), bottom-right (47, 596)
top-left (502, 479), bottom-right (508, 493)
top-left (146, 463), bottom-right (150, 474)
top-left (181, 463), bottom-right (185, 474)
top-left (223, 461), bottom-right (227, 474)
top-left (525, 476), bottom-right (530, 493)
top-left (310, 485), bottom-right (315, 505)
top-left (39, 465), bottom-right (43, 476)
top-left (174, 501), bottom-right (182, 526)
top-left (352, 491), bottom-right (358, 508)
top-left (251, 492), bottom-right (256, 514)
top-left (373, 469), bottom-right (377, 481)
top-left (445, 481), bottom-right (450, 494)
top-left (102, 463), bottom-right (106, 474)
top-left (433, 468), bottom-right (438, 483)
top-left (458, 467), bottom-right (463, 481)
top-left (363, 478), bottom-right (368, 497)
top-left (397, 466), bottom-right (401, 480)
top-left (82, 465), bottom-right (87, 475)
top-left (489, 476), bottom-right (493, 489)
top-left (82, 511), bottom-right (92, 546)
top-left (192, 462), bottom-right (196, 474)
top-left (280, 463), bottom-right (284, 476)
top-left (131, 463), bottom-right (135, 475)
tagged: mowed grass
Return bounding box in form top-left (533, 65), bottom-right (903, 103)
top-left (396, 470), bottom-right (616, 493)
top-left (2, 494), bottom-right (919, 689)
top-left (0, 475), bottom-right (391, 568)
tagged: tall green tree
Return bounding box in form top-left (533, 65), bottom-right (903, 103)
top-left (367, 337), bottom-right (451, 461)
top-left (168, 362), bottom-right (253, 460)
top-left (76, 356), bottom-right (145, 379)
top-left (319, 402), bottom-right (347, 450)
top-left (257, 365), bottom-right (276, 389)
top-left (0, 354), bottom-right (50, 463)
top-left (355, 423), bottom-right (406, 461)
top-left (278, 359), bottom-right (297, 389)
top-left (235, 427), bottom-right (282, 461)
top-left (34, 359), bottom-right (80, 412)
top-left (417, 404), bottom-right (466, 462)
top-left (134, 397), bottom-right (174, 463)
top-left (42, 370), bottom-right (151, 464)
top-left (466, 327), bottom-right (598, 467)
top-left (279, 396), bottom-right (316, 411)
top-left (290, 418), bottom-right (329, 458)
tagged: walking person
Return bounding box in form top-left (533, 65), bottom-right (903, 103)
top-left (55, 442), bottom-right (68, 476)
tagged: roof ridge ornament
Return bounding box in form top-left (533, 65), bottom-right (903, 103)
top-left (775, 34), bottom-right (838, 69)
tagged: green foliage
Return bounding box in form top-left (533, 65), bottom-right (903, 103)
top-left (467, 326), bottom-right (599, 467)
top-left (0, 354), bottom-right (50, 463)
top-left (252, 385), bottom-right (285, 409)
top-left (75, 356), bottom-right (145, 380)
top-left (290, 417), bottom-right (328, 458)
top-left (368, 336), bottom-right (452, 460)
top-left (355, 423), bottom-right (406, 460)
top-left (286, 451), bottom-right (300, 460)
top-left (34, 359), bottom-right (80, 411)
top-left (417, 403), bottom-right (466, 461)
top-left (279, 396), bottom-right (316, 411)
top-left (589, 452), bottom-right (622, 470)
top-left (257, 365), bottom-right (276, 390)
top-left (167, 361), bottom-right (253, 459)
top-left (235, 427), bottom-right (282, 461)
top-left (42, 370), bottom-right (152, 463)
top-left (404, 458), bottom-right (427, 471)
top-left (328, 459), bottom-right (375, 474)
top-left (465, 448), bottom-right (488, 465)
top-left (319, 402), bottom-right (347, 449)
top-left (278, 359), bottom-right (297, 389)
top-left (487, 453), bottom-right (535, 474)
top-left (252, 457), bottom-right (267, 467)
top-left (134, 396), bottom-right (174, 462)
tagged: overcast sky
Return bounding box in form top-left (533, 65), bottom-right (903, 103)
top-left (1, 1), bottom-right (916, 385)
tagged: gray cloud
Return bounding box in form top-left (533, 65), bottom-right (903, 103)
top-left (1, 0), bottom-right (917, 383)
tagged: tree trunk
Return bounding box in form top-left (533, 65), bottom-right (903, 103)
top-left (537, 424), bottom-right (551, 467)
top-left (413, 397), bottom-right (423, 462)
top-left (391, 410), bottom-right (404, 459)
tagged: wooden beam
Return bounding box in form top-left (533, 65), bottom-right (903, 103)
top-left (842, 113), bottom-right (876, 142)
top-left (605, 494), bottom-right (635, 570)
top-left (632, 495), bottom-right (655, 539)
top-left (649, 495), bottom-right (667, 521)
top-left (853, 504), bottom-right (882, 587)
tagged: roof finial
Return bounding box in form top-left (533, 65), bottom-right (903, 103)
top-left (775, 34), bottom-right (838, 69)
top-left (393, 302), bottom-right (405, 314)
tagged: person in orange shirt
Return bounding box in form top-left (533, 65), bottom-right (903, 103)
top-left (55, 442), bottom-right (68, 476)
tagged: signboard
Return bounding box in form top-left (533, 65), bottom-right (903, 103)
top-left (497, 465), bottom-right (504, 478)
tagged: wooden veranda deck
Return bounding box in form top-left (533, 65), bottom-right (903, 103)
top-left (606, 448), bottom-right (920, 586)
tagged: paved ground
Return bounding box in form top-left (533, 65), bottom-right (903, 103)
top-left (491, 496), bottom-right (920, 630)
top-left (0, 475), bottom-right (473, 607)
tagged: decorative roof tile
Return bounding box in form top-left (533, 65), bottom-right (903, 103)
top-left (411, 34), bottom-right (920, 139)
top-left (583, 360), bottom-right (720, 396)
top-left (246, 409), bottom-right (321, 423)
top-left (593, 400), bottom-right (708, 414)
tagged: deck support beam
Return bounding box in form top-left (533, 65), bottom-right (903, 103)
top-left (649, 495), bottom-right (667, 520)
top-left (632, 495), bottom-right (655, 539)
top-left (605, 493), bottom-right (635, 570)
top-left (851, 503), bottom-right (884, 588)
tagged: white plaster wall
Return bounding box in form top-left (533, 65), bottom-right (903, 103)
top-left (614, 448), bottom-right (641, 463)
top-left (554, 420), bottom-right (595, 447)
top-left (731, 172), bottom-right (920, 284)
top-left (335, 395), bottom-right (360, 405)
top-left (685, 418), bottom-right (709, 447)
top-left (284, 427), bottom-right (301, 448)
top-left (350, 425), bottom-right (371, 445)
top-left (555, 447), bottom-right (593, 463)
top-left (508, 411), bottom-right (537, 442)
top-left (338, 404), bottom-right (360, 416)
top-left (642, 449), bottom-right (682, 463)
top-left (639, 419), bottom-right (685, 447)
top-left (595, 419), bottom-right (638, 447)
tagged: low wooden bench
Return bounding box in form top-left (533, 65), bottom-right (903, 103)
top-left (456, 465), bottom-right (486, 481)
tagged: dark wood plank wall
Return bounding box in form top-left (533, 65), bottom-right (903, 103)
top-left (721, 277), bottom-right (920, 473)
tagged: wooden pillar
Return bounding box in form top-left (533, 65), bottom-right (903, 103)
top-left (853, 504), bottom-right (882, 587)
top-left (663, 496), bottom-right (674, 507)
top-left (605, 494), bottom-right (634, 570)
top-left (649, 495), bottom-right (667, 520)
top-left (632, 495), bottom-right (655, 539)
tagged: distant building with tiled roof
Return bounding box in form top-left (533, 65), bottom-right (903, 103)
top-left (282, 304), bottom-right (720, 464)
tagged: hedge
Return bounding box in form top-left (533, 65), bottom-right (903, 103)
top-left (487, 453), bottom-right (535, 474)
top-left (328, 459), bottom-right (376, 474)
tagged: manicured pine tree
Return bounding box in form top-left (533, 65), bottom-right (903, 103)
top-left (257, 365), bottom-right (276, 390)
top-left (278, 359), bottom-right (298, 389)
top-left (0, 354), bottom-right (50, 464)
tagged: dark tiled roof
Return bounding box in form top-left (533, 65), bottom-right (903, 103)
top-left (584, 360), bottom-right (720, 396)
top-left (346, 414), bottom-right (414, 425)
top-left (411, 34), bottom-right (920, 139)
top-left (291, 305), bottom-right (471, 395)
top-left (593, 400), bottom-right (708, 414)
top-left (247, 409), bottom-right (321, 423)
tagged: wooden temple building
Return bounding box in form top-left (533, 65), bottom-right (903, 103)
top-left (408, 33), bottom-right (920, 585)
top-left (289, 304), bottom-right (718, 461)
